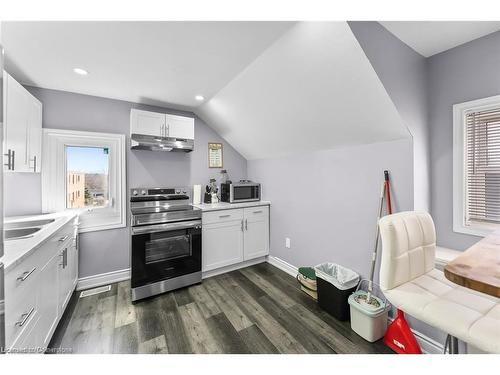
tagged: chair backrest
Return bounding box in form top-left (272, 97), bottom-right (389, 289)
top-left (378, 211), bottom-right (436, 291)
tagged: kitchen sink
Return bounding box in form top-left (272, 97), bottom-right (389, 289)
top-left (4, 218), bottom-right (55, 229)
top-left (4, 227), bottom-right (42, 240)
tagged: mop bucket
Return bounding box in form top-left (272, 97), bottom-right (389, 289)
top-left (348, 279), bottom-right (391, 342)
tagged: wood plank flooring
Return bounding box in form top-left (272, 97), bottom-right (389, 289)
top-left (48, 263), bottom-right (394, 354)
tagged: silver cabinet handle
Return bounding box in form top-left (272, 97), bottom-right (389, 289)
top-left (253, 210), bottom-right (263, 214)
top-left (59, 248), bottom-right (68, 268)
top-left (11, 150), bottom-right (15, 170)
top-left (245, 219), bottom-right (248, 230)
top-left (219, 214), bottom-right (230, 218)
top-left (4, 149), bottom-right (12, 170)
top-left (15, 307), bottom-right (35, 327)
top-left (165, 123), bottom-right (169, 137)
top-left (241, 219), bottom-right (244, 231)
top-left (30, 155), bottom-right (37, 172)
top-left (58, 235), bottom-right (69, 242)
top-left (17, 267), bottom-right (36, 282)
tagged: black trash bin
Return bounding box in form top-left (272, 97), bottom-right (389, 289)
top-left (314, 263), bottom-right (359, 321)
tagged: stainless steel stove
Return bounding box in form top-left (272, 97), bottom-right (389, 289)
top-left (130, 187), bottom-right (202, 301)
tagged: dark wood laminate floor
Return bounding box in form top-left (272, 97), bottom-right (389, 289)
top-left (48, 263), bottom-right (394, 354)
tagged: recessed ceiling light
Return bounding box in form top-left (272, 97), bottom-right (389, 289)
top-left (73, 68), bottom-right (89, 76)
top-left (195, 95), bottom-right (205, 101)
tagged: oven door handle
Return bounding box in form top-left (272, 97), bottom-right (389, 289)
top-left (132, 220), bottom-right (202, 235)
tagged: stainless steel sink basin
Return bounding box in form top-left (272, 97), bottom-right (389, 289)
top-left (4, 218), bottom-right (55, 229)
top-left (4, 227), bottom-right (42, 240)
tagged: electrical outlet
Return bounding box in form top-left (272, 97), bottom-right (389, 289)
top-left (285, 237), bottom-right (291, 249)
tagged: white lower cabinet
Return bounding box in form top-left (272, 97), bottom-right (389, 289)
top-left (202, 219), bottom-right (244, 272)
top-left (202, 206), bottom-right (269, 272)
top-left (37, 253), bottom-right (60, 347)
top-left (5, 216), bottom-right (79, 353)
top-left (243, 206), bottom-right (270, 260)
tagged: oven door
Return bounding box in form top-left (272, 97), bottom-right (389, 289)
top-left (131, 220), bottom-right (201, 288)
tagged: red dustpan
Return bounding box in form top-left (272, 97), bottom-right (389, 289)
top-left (384, 309), bottom-right (422, 354)
top-left (382, 171), bottom-right (422, 354)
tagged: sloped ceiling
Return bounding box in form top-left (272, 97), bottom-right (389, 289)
top-left (196, 22), bottom-right (409, 160)
top-left (2, 21), bottom-right (410, 160)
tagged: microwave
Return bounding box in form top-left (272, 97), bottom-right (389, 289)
top-left (220, 180), bottom-right (261, 203)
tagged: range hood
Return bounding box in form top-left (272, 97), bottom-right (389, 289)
top-left (130, 133), bottom-right (194, 152)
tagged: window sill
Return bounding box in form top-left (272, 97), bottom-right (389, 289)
top-left (453, 222), bottom-right (500, 238)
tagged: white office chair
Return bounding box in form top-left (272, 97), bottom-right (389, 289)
top-left (378, 211), bottom-right (500, 354)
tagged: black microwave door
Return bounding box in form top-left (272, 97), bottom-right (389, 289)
top-left (233, 185), bottom-right (259, 200)
top-left (131, 227), bottom-right (201, 288)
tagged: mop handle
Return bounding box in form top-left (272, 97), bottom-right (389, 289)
top-left (368, 181), bottom-right (386, 286)
top-left (384, 170), bottom-right (393, 214)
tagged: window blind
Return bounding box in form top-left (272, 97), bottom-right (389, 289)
top-left (466, 107), bottom-right (500, 224)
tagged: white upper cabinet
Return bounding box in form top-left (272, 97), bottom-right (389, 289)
top-left (3, 71), bottom-right (42, 173)
top-left (130, 109), bottom-right (194, 140)
top-left (27, 96), bottom-right (42, 172)
top-left (130, 108), bottom-right (166, 137)
top-left (166, 113), bottom-right (195, 140)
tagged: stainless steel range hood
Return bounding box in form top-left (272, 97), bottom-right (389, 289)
top-left (130, 133), bottom-right (194, 152)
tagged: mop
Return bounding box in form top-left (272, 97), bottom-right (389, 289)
top-left (352, 171), bottom-right (387, 310)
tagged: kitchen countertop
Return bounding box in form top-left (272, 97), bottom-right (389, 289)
top-left (193, 200), bottom-right (271, 212)
top-left (3, 211), bottom-right (79, 271)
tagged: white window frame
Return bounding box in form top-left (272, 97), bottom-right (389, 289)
top-left (42, 128), bottom-right (126, 233)
top-left (453, 94), bottom-right (500, 237)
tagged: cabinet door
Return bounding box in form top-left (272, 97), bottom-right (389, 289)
top-left (58, 245), bottom-right (72, 314)
top-left (68, 234), bottom-right (79, 290)
top-left (202, 219), bottom-right (244, 272)
top-left (243, 206), bottom-right (270, 260)
top-left (26, 95), bottom-right (42, 173)
top-left (4, 72), bottom-right (30, 172)
top-left (130, 109), bottom-right (165, 137)
top-left (37, 253), bottom-right (60, 347)
top-left (166, 114), bottom-right (194, 139)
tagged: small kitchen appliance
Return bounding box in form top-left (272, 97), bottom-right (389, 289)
top-left (220, 180), bottom-right (261, 203)
top-left (130, 187), bottom-right (202, 301)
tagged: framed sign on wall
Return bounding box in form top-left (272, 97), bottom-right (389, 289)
top-left (208, 142), bottom-right (223, 168)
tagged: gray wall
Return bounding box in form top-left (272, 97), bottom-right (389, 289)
top-left (428, 31), bottom-right (500, 250)
top-left (248, 138), bottom-right (413, 280)
top-left (4, 87), bottom-right (247, 277)
top-left (349, 21), bottom-right (429, 212)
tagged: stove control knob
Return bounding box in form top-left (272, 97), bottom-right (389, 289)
top-left (141, 190), bottom-right (147, 195)
top-left (132, 190), bottom-right (138, 196)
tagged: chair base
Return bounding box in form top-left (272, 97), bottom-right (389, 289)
top-left (384, 309), bottom-right (422, 354)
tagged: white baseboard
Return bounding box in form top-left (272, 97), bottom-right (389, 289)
top-left (77, 268), bottom-right (130, 291)
top-left (202, 256), bottom-right (267, 279)
top-left (267, 255), bottom-right (298, 277)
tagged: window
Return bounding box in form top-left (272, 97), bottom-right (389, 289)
top-left (66, 146), bottom-right (109, 209)
top-left (453, 94), bottom-right (500, 236)
top-left (42, 129), bottom-right (126, 233)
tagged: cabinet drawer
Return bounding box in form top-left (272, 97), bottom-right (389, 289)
top-left (202, 209), bottom-right (243, 225)
top-left (5, 278), bottom-right (38, 348)
top-left (243, 206), bottom-right (269, 219)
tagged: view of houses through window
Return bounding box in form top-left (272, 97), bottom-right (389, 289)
top-left (66, 146), bottom-right (110, 209)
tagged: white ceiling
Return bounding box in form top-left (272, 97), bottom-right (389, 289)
top-left (1, 21), bottom-right (410, 160)
top-left (196, 22), bottom-right (409, 160)
top-left (1, 21), bottom-right (294, 108)
top-left (379, 21), bottom-right (500, 57)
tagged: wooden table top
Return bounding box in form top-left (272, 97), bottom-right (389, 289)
top-left (444, 230), bottom-right (500, 298)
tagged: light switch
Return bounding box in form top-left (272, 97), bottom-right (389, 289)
top-left (285, 237), bottom-right (291, 249)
